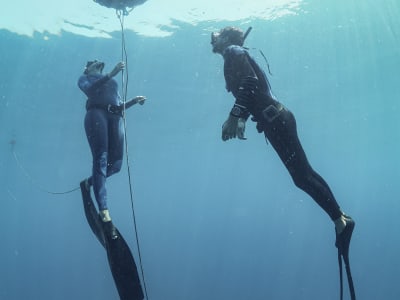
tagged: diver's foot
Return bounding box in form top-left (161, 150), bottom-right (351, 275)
top-left (99, 210), bottom-right (118, 240)
top-left (99, 209), bottom-right (112, 222)
top-left (335, 215), bottom-right (355, 254)
top-left (102, 220), bottom-right (119, 240)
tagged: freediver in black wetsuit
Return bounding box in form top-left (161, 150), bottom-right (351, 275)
top-left (211, 26), bottom-right (356, 299)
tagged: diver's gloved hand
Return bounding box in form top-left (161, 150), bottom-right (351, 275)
top-left (222, 115), bottom-right (247, 141)
top-left (133, 95), bottom-right (146, 105)
top-left (108, 61), bottom-right (125, 78)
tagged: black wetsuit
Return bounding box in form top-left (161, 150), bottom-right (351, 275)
top-left (223, 45), bottom-right (342, 220)
top-left (78, 73), bottom-right (123, 211)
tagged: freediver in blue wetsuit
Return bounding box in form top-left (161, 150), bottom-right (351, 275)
top-left (211, 26), bottom-right (356, 299)
top-left (78, 60), bottom-right (145, 239)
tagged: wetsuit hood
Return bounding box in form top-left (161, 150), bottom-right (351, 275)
top-left (211, 26), bottom-right (252, 54)
top-left (84, 60), bottom-right (105, 74)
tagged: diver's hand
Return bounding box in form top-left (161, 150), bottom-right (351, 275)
top-left (109, 61), bottom-right (125, 78)
top-left (133, 96), bottom-right (146, 105)
top-left (222, 115), bottom-right (247, 141)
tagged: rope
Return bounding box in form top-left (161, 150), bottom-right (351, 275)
top-left (12, 150), bottom-right (80, 195)
top-left (117, 10), bottom-right (150, 300)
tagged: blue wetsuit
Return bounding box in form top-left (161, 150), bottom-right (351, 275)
top-left (223, 45), bottom-right (342, 220)
top-left (78, 74), bottom-right (123, 211)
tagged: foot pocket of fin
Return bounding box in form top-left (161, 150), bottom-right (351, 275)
top-left (102, 221), bottom-right (119, 240)
top-left (335, 217), bottom-right (355, 255)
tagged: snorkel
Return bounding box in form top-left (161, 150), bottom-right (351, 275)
top-left (243, 26), bottom-right (252, 43)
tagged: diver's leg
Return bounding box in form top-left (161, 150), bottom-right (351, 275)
top-left (264, 109), bottom-right (343, 221)
top-left (264, 108), bottom-right (355, 297)
top-left (106, 114), bottom-right (124, 178)
top-left (85, 110), bottom-right (118, 239)
top-left (84, 109), bottom-right (109, 212)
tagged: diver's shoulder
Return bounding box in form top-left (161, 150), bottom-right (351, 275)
top-left (225, 45), bottom-right (246, 55)
top-left (80, 73), bottom-right (104, 81)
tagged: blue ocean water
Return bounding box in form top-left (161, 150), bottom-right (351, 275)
top-left (1, 1), bottom-right (399, 299)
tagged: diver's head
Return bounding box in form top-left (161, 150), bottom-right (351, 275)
top-left (84, 60), bottom-right (105, 75)
top-left (211, 27), bottom-right (245, 54)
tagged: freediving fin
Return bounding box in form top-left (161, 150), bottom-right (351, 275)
top-left (336, 217), bottom-right (356, 300)
top-left (79, 180), bottom-right (144, 300)
top-left (102, 219), bottom-right (119, 240)
top-left (80, 180), bottom-right (106, 247)
top-left (104, 225), bottom-right (144, 300)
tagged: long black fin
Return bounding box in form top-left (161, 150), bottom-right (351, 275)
top-left (80, 181), bottom-right (144, 300)
top-left (104, 225), bottom-right (144, 300)
top-left (336, 218), bottom-right (356, 300)
top-left (80, 181), bottom-right (106, 247)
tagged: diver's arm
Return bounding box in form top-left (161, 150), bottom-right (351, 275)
top-left (78, 62), bottom-right (124, 93)
top-left (233, 54), bottom-right (258, 108)
top-left (124, 96), bottom-right (146, 109)
top-left (224, 49), bottom-right (258, 119)
top-left (83, 61), bottom-right (123, 92)
top-left (108, 62), bottom-right (125, 78)
top-left (78, 75), bottom-right (110, 94)
top-left (90, 75), bottom-right (111, 91)
top-left (221, 48), bottom-right (256, 141)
